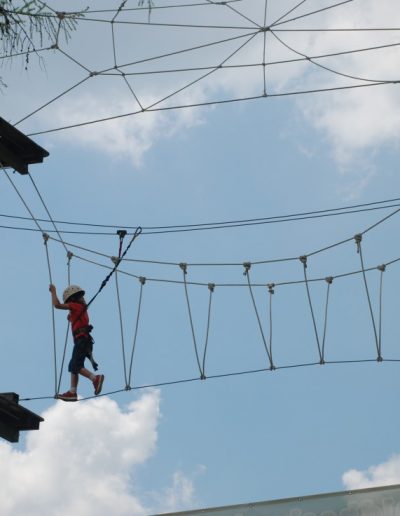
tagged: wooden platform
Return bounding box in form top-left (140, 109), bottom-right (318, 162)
top-left (0, 117), bottom-right (49, 174)
top-left (0, 393), bottom-right (44, 443)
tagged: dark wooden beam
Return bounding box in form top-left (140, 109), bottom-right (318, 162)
top-left (0, 393), bottom-right (44, 443)
top-left (0, 117), bottom-right (49, 175)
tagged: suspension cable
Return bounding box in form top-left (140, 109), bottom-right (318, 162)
top-left (127, 276), bottom-right (146, 388)
top-left (243, 263), bottom-right (274, 370)
top-left (299, 256), bottom-right (323, 364)
top-left (180, 263), bottom-right (204, 379)
top-left (354, 235), bottom-right (380, 359)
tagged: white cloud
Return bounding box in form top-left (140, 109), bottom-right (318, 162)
top-left (0, 391), bottom-right (198, 516)
top-left (342, 454), bottom-right (400, 490)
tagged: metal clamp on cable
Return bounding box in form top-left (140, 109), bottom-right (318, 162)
top-left (299, 255), bottom-right (307, 268)
top-left (267, 283), bottom-right (275, 294)
top-left (243, 262), bottom-right (251, 275)
top-left (377, 264), bottom-right (386, 272)
top-left (179, 262), bottom-right (188, 274)
top-left (354, 234), bottom-right (362, 253)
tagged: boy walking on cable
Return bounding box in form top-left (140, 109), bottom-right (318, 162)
top-left (49, 284), bottom-right (104, 402)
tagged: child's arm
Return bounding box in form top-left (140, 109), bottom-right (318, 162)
top-left (49, 284), bottom-right (70, 310)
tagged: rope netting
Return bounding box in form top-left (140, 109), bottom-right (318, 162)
top-left (1, 0), bottom-right (399, 137)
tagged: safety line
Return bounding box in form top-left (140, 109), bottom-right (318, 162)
top-left (1, 197), bottom-right (399, 233)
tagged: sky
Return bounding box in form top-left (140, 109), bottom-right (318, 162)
top-left (2, 0), bottom-right (400, 515)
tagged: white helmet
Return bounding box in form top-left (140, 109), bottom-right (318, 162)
top-left (63, 285), bottom-right (85, 303)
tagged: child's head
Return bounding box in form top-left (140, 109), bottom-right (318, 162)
top-left (63, 285), bottom-right (85, 304)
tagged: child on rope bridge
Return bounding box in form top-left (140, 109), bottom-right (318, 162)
top-left (49, 284), bottom-right (105, 402)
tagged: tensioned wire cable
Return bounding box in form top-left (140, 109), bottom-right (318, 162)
top-left (0, 197), bottom-right (399, 235)
top-left (40, 206), bottom-right (400, 271)
top-left (19, 357), bottom-right (398, 403)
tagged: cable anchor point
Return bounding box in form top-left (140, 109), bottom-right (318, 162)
top-left (377, 355), bottom-right (383, 362)
top-left (299, 255), bottom-right (307, 268)
top-left (111, 256), bottom-right (121, 266)
top-left (354, 234), bottom-right (362, 253)
top-left (325, 276), bottom-right (333, 284)
top-left (42, 232), bottom-right (49, 243)
top-left (124, 384), bottom-right (132, 391)
top-left (139, 276), bottom-right (146, 285)
top-left (267, 283), bottom-right (275, 294)
top-left (377, 264), bottom-right (386, 272)
top-left (208, 283), bottom-right (215, 292)
top-left (243, 262), bottom-right (251, 275)
top-left (200, 373), bottom-right (206, 380)
top-left (179, 262), bottom-right (188, 274)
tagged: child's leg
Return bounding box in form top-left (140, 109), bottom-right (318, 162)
top-left (79, 367), bottom-right (95, 381)
top-left (80, 367), bottom-right (104, 395)
top-left (70, 373), bottom-right (79, 393)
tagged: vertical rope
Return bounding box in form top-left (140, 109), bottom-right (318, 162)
top-left (127, 276), bottom-right (146, 388)
top-left (354, 235), bottom-right (380, 358)
top-left (267, 283), bottom-right (275, 369)
top-left (201, 283), bottom-right (215, 379)
top-left (180, 263), bottom-right (204, 379)
top-left (114, 258), bottom-right (129, 388)
top-left (43, 233), bottom-right (58, 396)
top-left (57, 251), bottom-right (73, 394)
top-left (377, 264), bottom-right (386, 361)
top-left (299, 256), bottom-right (323, 363)
top-left (243, 263), bottom-right (274, 369)
top-left (321, 277), bottom-right (333, 364)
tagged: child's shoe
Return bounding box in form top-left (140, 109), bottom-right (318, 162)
top-left (57, 390), bottom-right (77, 402)
top-left (93, 374), bottom-right (104, 395)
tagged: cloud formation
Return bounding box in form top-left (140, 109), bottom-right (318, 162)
top-left (343, 454), bottom-right (400, 490)
top-left (0, 391), bottom-right (197, 516)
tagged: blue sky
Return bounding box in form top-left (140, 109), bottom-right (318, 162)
top-left (1, 1), bottom-right (400, 515)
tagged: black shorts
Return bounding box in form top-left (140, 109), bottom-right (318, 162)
top-left (68, 337), bottom-right (93, 374)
